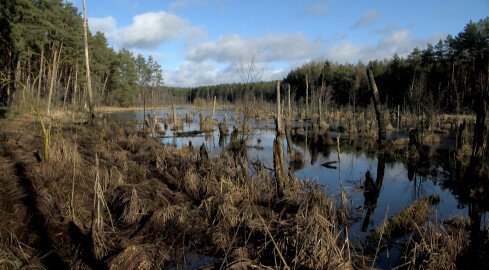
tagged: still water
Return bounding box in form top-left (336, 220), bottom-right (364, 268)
top-left (110, 107), bottom-right (487, 267)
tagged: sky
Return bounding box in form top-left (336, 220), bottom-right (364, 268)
top-left (71, 0), bottom-right (488, 87)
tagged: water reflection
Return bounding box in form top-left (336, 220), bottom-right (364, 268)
top-left (444, 156), bottom-right (489, 248)
top-left (362, 157), bottom-right (385, 232)
top-left (109, 108), bottom-right (479, 243)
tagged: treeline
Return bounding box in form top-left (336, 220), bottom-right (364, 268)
top-left (0, 0), bottom-right (165, 109)
top-left (283, 18), bottom-right (489, 114)
top-left (168, 81), bottom-right (278, 105)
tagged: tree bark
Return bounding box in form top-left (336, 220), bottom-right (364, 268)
top-left (287, 84), bottom-right (291, 118)
top-left (46, 50), bottom-right (58, 116)
top-left (319, 96), bottom-right (322, 125)
top-left (276, 80), bottom-right (283, 134)
top-left (37, 48), bottom-right (44, 106)
top-left (13, 59), bottom-right (21, 105)
top-left (305, 74), bottom-right (309, 117)
top-left (62, 67), bottom-right (72, 109)
top-left (367, 69), bottom-right (386, 147)
top-left (212, 96), bottom-right (216, 120)
top-left (72, 61), bottom-right (78, 105)
top-left (101, 69), bottom-right (110, 102)
top-left (83, 0), bottom-right (95, 122)
top-left (172, 103), bottom-right (177, 126)
top-left (273, 136), bottom-right (288, 198)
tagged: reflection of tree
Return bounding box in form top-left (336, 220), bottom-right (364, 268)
top-left (361, 157), bottom-right (385, 232)
top-left (218, 134), bottom-right (228, 148)
top-left (444, 162), bottom-right (489, 248)
top-left (444, 104), bottom-right (488, 249)
top-left (407, 162), bottom-right (431, 201)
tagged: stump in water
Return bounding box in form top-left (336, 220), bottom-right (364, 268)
top-left (172, 103), bottom-right (177, 126)
top-left (273, 136), bottom-right (288, 198)
top-left (219, 122), bottom-right (229, 136)
top-left (199, 143), bottom-right (208, 162)
top-left (409, 129), bottom-right (419, 146)
top-left (231, 126), bottom-right (238, 143)
top-left (212, 96), bottom-right (216, 121)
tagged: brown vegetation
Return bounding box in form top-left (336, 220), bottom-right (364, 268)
top-left (0, 116), bottom-right (357, 269)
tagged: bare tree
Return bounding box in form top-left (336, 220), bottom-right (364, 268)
top-left (82, 0), bottom-right (95, 122)
top-left (234, 52), bottom-right (263, 113)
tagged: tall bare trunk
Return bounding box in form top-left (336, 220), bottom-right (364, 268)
top-left (72, 61), bottom-right (78, 105)
top-left (46, 50), bottom-right (58, 116)
top-left (63, 67), bottom-right (72, 109)
top-left (305, 74), bottom-right (309, 117)
top-left (151, 79), bottom-right (155, 108)
top-left (212, 96), bottom-right (216, 120)
top-left (13, 59), bottom-right (21, 105)
top-left (276, 80), bottom-right (283, 134)
top-left (83, 0), bottom-right (95, 122)
top-left (319, 96), bottom-right (322, 124)
top-left (101, 69), bottom-right (110, 102)
top-left (287, 84), bottom-right (291, 117)
top-left (172, 103), bottom-right (177, 126)
top-left (37, 48), bottom-right (44, 106)
top-left (367, 69), bottom-right (386, 147)
top-left (27, 50), bottom-right (32, 95)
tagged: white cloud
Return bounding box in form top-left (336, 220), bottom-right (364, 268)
top-left (351, 9), bottom-right (380, 29)
top-left (186, 35), bottom-right (246, 62)
top-left (88, 16), bottom-right (116, 34)
top-left (325, 30), bottom-right (448, 63)
top-left (112, 11), bottom-right (189, 49)
top-left (164, 61), bottom-right (287, 87)
top-left (186, 33), bottom-right (323, 63)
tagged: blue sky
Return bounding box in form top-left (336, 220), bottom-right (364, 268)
top-left (71, 0), bottom-right (488, 87)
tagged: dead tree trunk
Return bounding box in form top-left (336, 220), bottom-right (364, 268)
top-left (273, 136), bottom-right (288, 198)
top-left (83, 0), bottom-right (95, 123)
top-left (305, 74), bottom-right (309, 117)
top-left (172, 103), bottom-right (177, 126)
top-left (276, 80), bottom-right (283, 134)
top-left (72, 61), bottom-right (78, 105)
top-left (285, 126), bottom-right (293, 154)
top-left (46, 50), bottom-right (58, 116)
top-left (319, 96), bottom-right (323, 125)
top-left (287, 84), bottom-right (291, 118)
top-left (36, 48), bottom-right (44, 106)
top-left (367, 69), bottom-right (386, 148)
top-left (212, 96), bottom-right (216, 120)
top-left (62, 67), bottom-right (72, 109)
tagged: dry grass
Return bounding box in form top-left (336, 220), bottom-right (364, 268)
top-left (0, 116), bottom-right (359, 269)
top-left (372, 195), bottom-right (440, 240)
top-left (400, 217), bottom-right (469, 270)
top-left (422, 134), bottom-right (441, 145)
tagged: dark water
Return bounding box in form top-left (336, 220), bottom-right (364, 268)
top-left (110, 107), bottom-right (488, 269)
